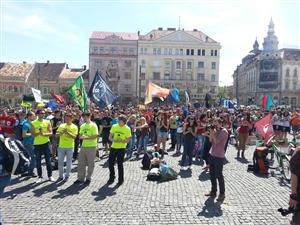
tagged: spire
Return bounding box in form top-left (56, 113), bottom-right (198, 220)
top-left (262, 18), bottom-right (279, 52)
top-left (253, 37), bottom-right (259, 51)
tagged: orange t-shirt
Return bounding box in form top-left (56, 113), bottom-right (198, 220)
top-left (291, 114), bottom-right (300, 125)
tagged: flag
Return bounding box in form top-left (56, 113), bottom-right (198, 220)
top-left (31, 88), bottom-right (42, 103)
top-left (50, 90), bottom-right (65, 104)
top-left (262, 95), bottom-right (267, 109)
top-left (68, 76), bottom-right (88, 111)
top-left (255, 113), bottom-right (274, 143)
top-left (184, 91), bottom-right (190, 103)
top-left (169, 87), bottom-right (180, 102)
top-left (144, 82), bottom-right (170, 105)
top-left (22, 93), bottom-right (35, 102)
top-left (266, 95), bottom-right (273, 110)
top-left (21, 101), bottom-right (32, 108)
top-left (48, 100), bottom-right (57, 111)
top-left (88, 72), bottom-right (117, 108)
top-left (228, 100), bottom-right (234, 109)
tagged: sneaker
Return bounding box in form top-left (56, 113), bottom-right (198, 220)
top-left (187, 166), bottom-right (192, 170)
top-left (106, 179), bottom-right (114, 185)
top-left (48, 177), bottom-right (55, 182)
top-left (216, 194), bottom-right (225, 202)
top-left (84, 179), bottom-right (91, 185)
top-left (36, 178), bottom-right (43, 184)
top-left (74, 180), bottom-right (84, 184)
top-left (204, 191), bottom-right (217, 197)
top-left (117, 180), bottom-right (124, 186)
top-left (30, 173), bottom-right (37, 178)
top-left (64, 176), bottom-right (69, 181)
top-left (56, 177), bottom-right (64, 182)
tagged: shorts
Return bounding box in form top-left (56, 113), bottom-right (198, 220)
top-left (281, 126), bottom-right (290, 133)
top-left (292, 125), bottom-right (300, 133)
top-left (158, 131), bottom-right (168, 139)
top-left (102, 132), bottom-right (111, 144)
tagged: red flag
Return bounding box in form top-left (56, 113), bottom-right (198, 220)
top-left (50, 90), bottom-right (65, 105)
top-left (262, 95), bottom-right (267, 109)
top-left (255, 113), bottom-right (274, 143)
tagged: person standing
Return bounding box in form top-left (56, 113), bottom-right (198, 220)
top-left (74, 111), bottom-right (99, 185)
top-left (107, 115), bottom-right (131, 186)
top-left (237, 117), bottom-right (250, 158)
top-left (50, 110), bottom-right (62, 160)
top-left (169, 112), bottom-right (178, 151)
top-left (56, 113), bottom-right (78, 181)
top-left (31, 109), bottom-right (54, 183)
top-left (136, 117), bottom-right (150, 158)
top-left (22, 111), bottom-right (37, 177)
top-left (290, 148), bottom-right (300, 225)
top-left (100, 111), bottom-right (112, 155)
top-left (205, 118), bottom-right (228, 202)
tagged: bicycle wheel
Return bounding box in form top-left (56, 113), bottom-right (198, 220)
top-left (281, 156), bottom-right (291, 181)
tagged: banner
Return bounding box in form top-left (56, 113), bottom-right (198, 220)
top-left (68, 76), bottom-right (88, 111)
top-left (31, 88), bottom-right (42, 103)
top-left (255, 113), bottom-right (274, 143)
top-left (50, 90), bottom-right (65, 104)
top-left (185, 91), bottom-right (190, 103)
top-left (88, 72), bottom-right (117, 108)
top-left (144, 82), bottom-right (170, 105)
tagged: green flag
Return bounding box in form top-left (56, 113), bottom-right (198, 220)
top-left (68, 76), bottom-right (88, 111)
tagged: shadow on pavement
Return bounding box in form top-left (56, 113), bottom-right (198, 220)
top-left (236, 157), bottom-right (249, 164)
top-left (198, 170), bottom-right (210, 181)
top-left (99, 160), bottom-right (109, 168)
top-left (179, 168), bottom-right (192, 178)
top-left (33, 181), bottom-right (65, 197)
top-left (1, 181), bottom-right (40, 199)
top-left (52, 183), bottom-right (86, 199)
top-left (198, 197), bottom-right (223, 218)
top-left (91, 183), bottom-right (118, 201)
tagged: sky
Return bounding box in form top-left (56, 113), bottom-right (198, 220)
top-left (1, 0), bottom-right (300, 86)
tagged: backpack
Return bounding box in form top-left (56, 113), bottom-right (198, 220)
top-left (160, 163), bottom-right (178, 181)
top-left (147, 168), bottom-right (161, 181)
top-left (248, 147), bottom-right (269, 174)
top-left (14, 121), bottom-right (24, 141)
top-left (1, 137), bottom-right (30, 175)
top-left (142, 151), bottom-right (153, 170)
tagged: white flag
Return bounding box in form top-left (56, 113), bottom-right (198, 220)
top-left (31, 88), bottom-right (42, 103)
top-left (185, 91), bottom-right (190, 103)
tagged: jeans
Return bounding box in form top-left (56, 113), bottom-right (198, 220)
top-left (126, 133), bottom-right (136, 158)
top-left (150, 125), bottom-right (157, 143)
top-left (176, 133), bottom-right (184, 152)
top-left (196, 135), bottom-right (204, 157)
top-left (0, 175), bottom-right (11, 195)
top-left (170, 129), bottom-right (177, 149)
top-left (137, 135), bottom-right (149, 154)
top-left (209, 155), bottom-right (225, 194)
top-left (180, 138), bottom-right (194, 166)
top-left (108, 148), bottom-right (126, 182)
top-left (34, 143), bottom-right (52, 178)
top-left (24, 144), bottom-right (36, 175)
top-left (57, 148), bottom-right (73, 178)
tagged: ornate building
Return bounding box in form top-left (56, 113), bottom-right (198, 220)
top-left (233, 19), bottom-right (300, 107)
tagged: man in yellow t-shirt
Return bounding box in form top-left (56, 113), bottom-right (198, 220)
top-left (107, 115), bottom-right (131, 186)
top-left (30, 109), bottom-right (54, 183)
top-left (55, 113), bottom-right (78, 181)
top-left (74, 111), bottom-right (99, 185)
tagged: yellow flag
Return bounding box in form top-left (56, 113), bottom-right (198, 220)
top-left (21, 101), bottom-right (32, 108)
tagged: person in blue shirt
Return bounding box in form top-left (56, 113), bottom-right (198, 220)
top-left (22, 111), bottom-right (37, 177)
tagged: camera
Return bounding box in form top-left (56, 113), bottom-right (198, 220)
top-left (278, 207), bottom-right (298, 216)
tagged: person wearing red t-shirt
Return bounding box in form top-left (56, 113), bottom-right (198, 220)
top-left (0, 110), bottom-right (17, 137)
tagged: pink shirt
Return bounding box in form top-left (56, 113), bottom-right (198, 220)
top-left (209, 128), bottom-right (228, 158)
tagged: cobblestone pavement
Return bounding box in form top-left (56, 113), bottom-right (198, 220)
top-left (0, 142), bottom-right (293, 225)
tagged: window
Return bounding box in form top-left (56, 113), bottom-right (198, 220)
top-left (191, 49), bottom-right (194, 55)
top-left (187, 61), bottom-right (193, 69)
top-left (285, 82), bottom-right (290, 90)
top-left (19, 86), bottom-right (23, 93)
top-left (210, 87), bottom-right (216, 93)
top-left (140, 73), bottom-right (145, 80)
top-left (9, 86), bottom-right (12, 91)
top-left (202, 49), bottom-right (205, 56)
top-left (291, 97), bottom-right (297, 106)
top-left (180, 49), bottom-right (183, 55)
top-left (144, 48), bottom-right (147, 54)
top-left (95, 60), bottom-right (102, 68)
top-left (93, 47), bottom-right (98, 53)
top-left (211, 62), bottom-right (216, 69)
top-left (43, 87), bottom-right (47, 94)
top-left (165, 61), bottom-right (171, 68)
top-left (286, 68), bottom-right (290, 77)
top-left (198, 61), bottom-right (204, 68)
top-left (129, 48), bottom-right (134, 54)
top-left (123, 48), bottom-right (128, 54)
top-left (124, 60), bottom-right (131, 67)
top-left (14, 86), bottom-right (18, 92)
top-left (176, 61), bottom-right (181, 69)
top-left (157, 48), bottom-right (161, 55)
top-left (186, 49), bottom-right (190, 55)
top-left (164, 71), bottom-right (170, 80)
top-left (124, 72), bottom-right (131, 79)
top-left (169, 48), bottom-right (172, 55)
top-left (141, 60), bottom-right (146, 68)
top-left (211, 50), bottom-right (214, 56)
top-left (153, 48), bottom-right (157, 55)
top-left (175, 49), bottom-right (179, 55)
top-left (214, 50), bottom-right (218, 56)
top-left (186, 72), bottom-right (192, 80)
top-left (293, 82), bottom-right (297, 90)
top-left (153, 72), bottom-right (160, 80)
top-left (211, 74), bottom-right (216, 82)
top-left (140, 48), bottom-right (143, 54)
top-left (294, 68), bottom-right (298, 77)
top-left (111, 47), bottom-right (117, 54)
top-left (99, 47), bottom-right (104, 53)
top-left (164, 48), bottom-right (168, 55)
top-left (197, 73), bottom-right (205, 81)
top-left (197, 49), bottom-right (201, 56)
top-left (175, 71), bottom-right (181, 80)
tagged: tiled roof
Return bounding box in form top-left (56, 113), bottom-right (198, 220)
top-left (91, 32), bottom-right (138, 41)
top-left (0, 63), bottom-right (34, 77)
top-left (59, 68), bottom-right (88, 79)
top-left (282, 48), bottom-right (300, 60)
top-left (139, 29), bottom-right (217, 43)
top-left (0, 63), bottom-right (5, 69)
top-left (29, 63), bottom-right (66, 81)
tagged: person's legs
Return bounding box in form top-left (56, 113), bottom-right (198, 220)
top-left (180, 141), bottom-right (188, 167)
top-left (57, 148), bottom-right (65, 178)
top-left (143, 135), bottom-right (149, 153)
top-left (25, 144), bottom-right (36, 175)
top-left (209, 156), bottom-right (217, 194)
top-left (77, 148), bottom-right (86, 182)
top-left (215, 157), bottom-right (225, 195)
top-left (170, 129), bottom-right (177, 149)
top-left (34, 145), bottom-right (43, 178)
top-left (116, 149), bottom-right (126, 183)
top-left (43, 143), bottom-right (53, 178)
top-left (108, 148), bottom-right (117, 181)
top-left (86, 147), bottom-right (97, 181)
top-left (65, 148), bottom-right (73, 178)
top-left (137, 136), bottom-right (143, 155)
top-left (187, 140), bottom-right (194, 166)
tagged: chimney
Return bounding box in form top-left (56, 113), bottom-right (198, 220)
top-left (66, 64), bottom-right (69, 69)
top-left (158, 27), bottom-right (163, 31)
top-left (167, 28), bottom-right (176, 31)
top-left (83, 65), bottom-right (87, 70)
top-left (138, 31), bottom-right (140, 36)
top-left (193, 29), bottom-right (197, 31)
top-left (23, 61), bottom-right (26, 64)
top-left (46, 60), bottom-right (50, 64)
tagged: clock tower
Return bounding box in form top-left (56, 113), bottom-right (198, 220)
top-left (262, 18), bottom-right (279, 52)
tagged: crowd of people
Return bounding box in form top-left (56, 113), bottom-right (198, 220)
top-left (0, 103), bottom-right (299, 224)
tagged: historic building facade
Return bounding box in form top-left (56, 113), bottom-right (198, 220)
top-left (233, 19), bottom-right (300, 107)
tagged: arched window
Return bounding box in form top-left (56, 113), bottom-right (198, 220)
top-left (294, 68), bottom-right (298, 77)
top-left (286, 68), bottom-right (290, 77)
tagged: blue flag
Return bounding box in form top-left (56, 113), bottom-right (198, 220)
top-left (88, 71), bottom-right (117, 108)
top-left (170, 87), bottom-right (179, 102)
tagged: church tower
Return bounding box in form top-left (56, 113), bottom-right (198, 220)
top-left (262, 18), bottom-right (279, 52)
